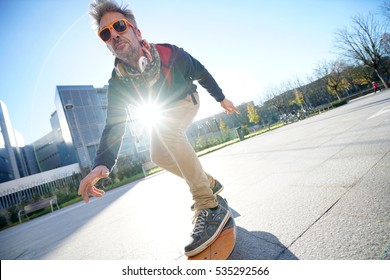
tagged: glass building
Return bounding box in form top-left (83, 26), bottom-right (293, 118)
top-left (0, 100), bottom-right (42, 183)
top-left (55, 85), bottom-right (148, 171)
top-left (0, 100), bottom-right (22, 182)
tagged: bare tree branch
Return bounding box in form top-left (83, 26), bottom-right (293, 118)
top-left (334, 13), bottom-right (389, 88)
top-left (381, 0), bottom-right (390, 20)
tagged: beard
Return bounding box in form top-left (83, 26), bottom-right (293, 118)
top-left (110, 37), bottom-right (141, 66)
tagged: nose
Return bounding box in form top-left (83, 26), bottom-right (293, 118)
top-left (108, 27), bottom-right (120, 41)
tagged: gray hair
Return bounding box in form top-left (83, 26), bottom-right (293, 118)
top-left (89, 0), bottom-right (137, 29)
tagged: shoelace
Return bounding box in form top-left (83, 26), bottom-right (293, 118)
top-left (191, 209), bottom-right (208, 236)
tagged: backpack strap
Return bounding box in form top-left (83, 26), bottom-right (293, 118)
top-left (155, 44), bottom-right (198, 105)
top-left (155, 44), bottom-right (172, 89)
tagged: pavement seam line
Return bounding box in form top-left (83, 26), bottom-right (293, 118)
top-left (275, 193), bottom-right (348, 260)
top-left (277, 149), bottom-right (390, 260)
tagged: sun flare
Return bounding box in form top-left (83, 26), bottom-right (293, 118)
top-left (134, 102), bottom-right (163, 129)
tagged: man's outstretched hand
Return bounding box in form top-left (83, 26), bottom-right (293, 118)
top-left (78, 165), bottom-right (109, 203)
top-left (220, 98), bottom-right (240, 114)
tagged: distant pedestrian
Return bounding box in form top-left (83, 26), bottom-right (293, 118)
top-left (372, 82), bottom-right (381, 93)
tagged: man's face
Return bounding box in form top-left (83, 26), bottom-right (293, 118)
top-left (99, 12), bottom-right (142, 64)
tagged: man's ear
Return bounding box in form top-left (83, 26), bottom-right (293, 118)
top-left (136, 28), bottom-right (143, 41)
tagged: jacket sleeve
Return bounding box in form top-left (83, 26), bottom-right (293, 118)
top-left (177, 47), bottom-right (226, 102)
top-left (93, 77), bottom-right (129, 171)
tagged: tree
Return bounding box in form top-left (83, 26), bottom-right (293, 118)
top-left (298, 75), bottom-right (332, 107)
top-left (247, 102), bottom-right (260, 124)
top-left (219, 119), bottom-right (229, 132)
top-left (263, 83), bottom-right (292, 115)
top-left (315, 60), bottom-right (350, 100)
top-left (335, 13), bottom-right (389, 88)
top-left (381, 0), bottom-right (390, 20)
top-left (293, 77), bottom-right (313, 108)
top-left (344, 64), bottom-right (376, 88)
top-left (383, 32), bottom-right (390, 56)
top-left (291, 89), bottom-right (305, 108)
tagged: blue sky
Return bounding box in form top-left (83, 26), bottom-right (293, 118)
top-left (0, 0), bottom-right (386, 144)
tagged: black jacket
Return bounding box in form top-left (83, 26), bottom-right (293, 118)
top-left (93, 43), bottom-right (225, 170)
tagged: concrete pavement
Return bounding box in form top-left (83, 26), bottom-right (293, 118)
top-left (0, 89), bottom-right (389, 260)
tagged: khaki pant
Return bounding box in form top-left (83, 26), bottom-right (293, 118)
top-left (150, 93), bottom-right (217, 210)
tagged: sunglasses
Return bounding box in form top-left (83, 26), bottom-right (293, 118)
top-left (98, 18), bottom-right (135, 42)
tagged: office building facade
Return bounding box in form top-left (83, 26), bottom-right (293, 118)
top-left (0, 101), bottom-right (29, 183)
top-left (55, 85), bottom-right (148, 171)
top-left (33, 111), bottom-right (78, 172)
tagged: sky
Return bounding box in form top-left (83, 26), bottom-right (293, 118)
top-left (0, 0), bottom-right (387, 145)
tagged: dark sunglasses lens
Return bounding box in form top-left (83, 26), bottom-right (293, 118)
top-left (113, 20), bottom-right (127, 32)
top-left (99, 29), bottom-right (111, 41)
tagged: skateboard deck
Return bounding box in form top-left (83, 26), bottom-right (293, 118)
top-left (187, 196), bottom-right (236, 260)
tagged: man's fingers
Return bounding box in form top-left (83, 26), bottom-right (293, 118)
top-left (221, 99), bottom-right (240, 115)
top-left (225, 107), bottom-right (240, 114)
top-left (78, 180), bottom-right (87, 196)
top-left (82, 191), bottom-right (90, 204)
top-left (81, 186), bottom-right (105, 204)
top-left (88, 185), bottom-right (105, 197)
top-left (78, 179), bottom-right (105, 202)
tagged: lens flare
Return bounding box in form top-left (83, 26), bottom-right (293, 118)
top-left (134, 102), bottom-right (162, 129)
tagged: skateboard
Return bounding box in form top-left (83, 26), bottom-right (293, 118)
top-left (187, 196), bottom-right (236, 260)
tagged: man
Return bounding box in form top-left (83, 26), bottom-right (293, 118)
top-left (78, 0), bottom-right (240, 257)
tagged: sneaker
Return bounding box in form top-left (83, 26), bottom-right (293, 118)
top-left (216, 194), bottom-right (229, 211)
top-left (184, 204), bottom-right (230, 257)
top-left (190, 180), bottom-right (224, 211)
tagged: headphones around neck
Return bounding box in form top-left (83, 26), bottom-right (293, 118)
top-left (115, 56), bottom-right (149, 78)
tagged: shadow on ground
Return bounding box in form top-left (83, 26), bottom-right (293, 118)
top-left (228, 227), bottom-right (298, 260)
top-left (227, 207), bottom-right (297, 260)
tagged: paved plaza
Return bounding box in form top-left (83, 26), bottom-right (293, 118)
top-left (0, 90), bottom-right (389, 260)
